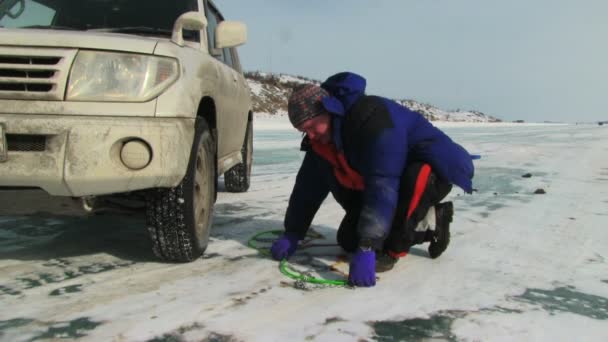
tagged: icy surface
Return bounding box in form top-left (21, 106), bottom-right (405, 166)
top-left (1, 120), bottom-right (607, 341)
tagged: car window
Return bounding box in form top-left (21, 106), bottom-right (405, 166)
top-left (230, 47), bottom-right (243, 72)
top-left (1, 0), bottom-right (199, 42)
top-left (204, 0), bottom-right (224, 61)
top-left (0, 0), bottom-right (55, 27)
top-left (223, 47), bottom-right (233, 68)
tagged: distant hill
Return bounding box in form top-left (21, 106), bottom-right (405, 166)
top-left (245, 71), bottom-right (502, 122)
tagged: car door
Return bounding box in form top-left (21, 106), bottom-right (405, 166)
top-left (222, 46), bottom-right (250, 137)
top-left (204, 1), bottom-right (243, 158)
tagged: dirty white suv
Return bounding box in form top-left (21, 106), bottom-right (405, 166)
top-left (0, 0), bottom-right (253, 262)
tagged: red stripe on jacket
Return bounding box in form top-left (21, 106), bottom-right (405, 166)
top-left (389, 164), bottom-right (431, 258)
top-left (311, 141), bottom-right (365, 191)
top-left (406, 164), bottom-right (432, 220)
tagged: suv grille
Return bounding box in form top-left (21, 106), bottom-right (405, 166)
top-left (0, 47), bottom-right (77, 101)
top-left (6, 134), bottom-right (47, 152)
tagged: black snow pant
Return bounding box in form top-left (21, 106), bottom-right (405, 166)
top-left (335, 162), bottom-right (452, 254)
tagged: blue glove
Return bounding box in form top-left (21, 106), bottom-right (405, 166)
top-left (348, 249), bottom-right (376, 287)
top-left (270, 232), bottom-right (300, 260)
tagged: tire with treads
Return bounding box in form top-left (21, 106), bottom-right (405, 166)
top-left (146, 119), bottom-right (215, 262)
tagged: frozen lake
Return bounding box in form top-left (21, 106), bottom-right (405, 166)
top-left (1, 119), bottom-right (607, 341)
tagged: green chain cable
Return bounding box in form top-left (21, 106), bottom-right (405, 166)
top-left (248, 230), bottom-right (348, 287)
top-left (279, 259), bottom-right (348, 286)
top-left (247, 230), bottom-right (282, 257)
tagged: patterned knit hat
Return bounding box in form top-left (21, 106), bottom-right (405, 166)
top-left (287, 84), bottom-right (329, 127)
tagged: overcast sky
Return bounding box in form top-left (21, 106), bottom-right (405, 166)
top-left (217, 0), bottom-right (607, 123)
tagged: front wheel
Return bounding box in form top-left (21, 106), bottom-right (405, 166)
top-left (146, 119), bottom-right (216, 262)
top-left (224, 118), bottom-right (253, 192)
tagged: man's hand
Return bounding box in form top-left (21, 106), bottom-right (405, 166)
top-left (348, 249), bottom-right (376, 287)
top-left (270, 232), bottom-right (300, 260)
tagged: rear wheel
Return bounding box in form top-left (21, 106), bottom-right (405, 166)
top-left (224, 118), bottom-right (253, 192)
top-left (146, 119), bottom-right (215, 262)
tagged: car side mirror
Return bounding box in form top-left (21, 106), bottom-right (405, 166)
top-left (0, 0), bottom-right (25, 20)
top-left (216, 21), bottom-right (247, 49)
top-left (172, 11), bottom-right (207, 46)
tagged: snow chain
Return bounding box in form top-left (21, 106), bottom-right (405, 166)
top-left (248, 230), bottom-right (351, 289)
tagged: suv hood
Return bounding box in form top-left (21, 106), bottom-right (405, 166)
top-left (0, 28), bottom-right (159, 54)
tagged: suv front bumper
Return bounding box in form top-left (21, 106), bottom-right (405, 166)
top-left (0, 114), bottom-right (194, 196)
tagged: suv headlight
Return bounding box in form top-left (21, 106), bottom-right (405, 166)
top-left (67, 51), bottom-right (179, 102)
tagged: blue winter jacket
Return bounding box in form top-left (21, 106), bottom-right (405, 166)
top-left (284, 72), bottom-right (474, 247)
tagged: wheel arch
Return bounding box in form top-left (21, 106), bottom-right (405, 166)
top-left (196, 96), bottom-right (218, 202)
top-left (197, 96), bottom-right (217, 134)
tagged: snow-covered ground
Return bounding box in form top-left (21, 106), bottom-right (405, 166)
top-left (1, 120), bottom-right (607, 341)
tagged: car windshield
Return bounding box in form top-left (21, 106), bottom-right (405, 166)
top-left (0, 0), bottom-right (197, 34)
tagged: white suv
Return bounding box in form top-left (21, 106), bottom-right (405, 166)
top-left (0, 0), bottom-right (253, 262)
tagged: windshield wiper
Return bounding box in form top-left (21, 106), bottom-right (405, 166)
top-left (89, 26), bottom-right (196, 39)
top-left (89, 26), bottom-right (172, 36)
top-left (21, 25), bottom-right (84, 30)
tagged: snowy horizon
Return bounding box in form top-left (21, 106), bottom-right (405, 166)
top-left (246, 73), bottom-right (587, 124)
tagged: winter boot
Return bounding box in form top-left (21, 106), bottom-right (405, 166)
top-left (428, 201), bottom-right (453, 259)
